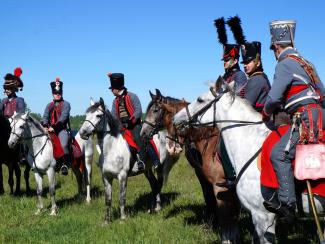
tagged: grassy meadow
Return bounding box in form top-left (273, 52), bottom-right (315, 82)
top-left (0, 147), bottom-right (322, 243)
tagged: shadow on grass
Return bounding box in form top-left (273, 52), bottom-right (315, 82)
top-left (126, 191), bottom-right (179, 217)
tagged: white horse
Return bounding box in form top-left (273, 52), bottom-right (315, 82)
top-left (173, 86), bottom-right (325, 243)
top-left (74, 131), bottom-right (94, 203)
top-left (8, 112), bottom-right (57, 215)
top-left (78, 98), bottom-right (176, 224)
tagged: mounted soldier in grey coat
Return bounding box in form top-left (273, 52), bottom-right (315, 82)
top-left (262, 20), bottom-right (325, 222)
top-left (41, 78), bottom-right (71, 176)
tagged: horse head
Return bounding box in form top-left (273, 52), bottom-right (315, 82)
top-left (173, 81), bottom-right (231, 128)
top-left (8, 112), bottom-right (28, 148)
top-left (80, 97), bottom-right (121, 140)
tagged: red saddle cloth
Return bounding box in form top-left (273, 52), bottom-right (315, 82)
top-left (49, 133), bottom-right (85, 172)
top-left (260, 125), bottom-right (325, 197)
top-left (122, 129), bottom-right (159, 159)
top-left (122, 129), bottom-right (139, 150)
top-left (71, 138), bottom-right (85, 172)
top-left (49, 133), bottom-right (64, 160)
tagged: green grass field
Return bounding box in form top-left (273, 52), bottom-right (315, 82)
top-left (0, 150), bottom-right (322, 243)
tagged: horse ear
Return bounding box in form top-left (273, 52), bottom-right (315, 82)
top-left (155, 88), bottom-right (162, 99)
top-left (215, 75), bottom-right (225, 90)
top-left (99, 97), bottom-right (106, 110)
top-left (90, 97), bottom-right (95, 106)
top-left (149, 90), bottom-right (155, 99)
top-left (21, 113), bottom-right (28, 120)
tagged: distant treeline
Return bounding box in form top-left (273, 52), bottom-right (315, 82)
top-left (29, 113), bottom-right (146, 131)
top-left (30, 113), bottom-right (86, 131)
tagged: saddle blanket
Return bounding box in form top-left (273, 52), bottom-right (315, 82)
top-left (49, 133), bottom-right (85, 172)
top-left (260, 125), bottom-right (325, 197)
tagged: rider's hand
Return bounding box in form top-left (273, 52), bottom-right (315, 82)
top-left (262, 110), bottom-right (271, 122)
top-left (48, 127), bottom-right (54, 133)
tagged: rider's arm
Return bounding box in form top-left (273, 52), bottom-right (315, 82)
top-left (16, 97), bottom-right (26, 113)
top-left (263, 61), bottom-right (293, 115)
top-left (41, 103), bottom-right (51, 127)
top-left (129, 93), bottom-right (142, 122)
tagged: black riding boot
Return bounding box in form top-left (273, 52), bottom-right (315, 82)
top-left (147, 143), bottom-right (161, 169)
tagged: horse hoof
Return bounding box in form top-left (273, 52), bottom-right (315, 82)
top-left (50, 209), bottom-right (58, 216)
top-left (120, 215), bottom-right (126, 221)
top-left (155, 205), bottom-right (162, 212)
top-left (34, 209), bottom-right (42, 215)
top-left (102, 220), bottom-right (110, 226)
top-left (85, 197), bottom-right (91, 204)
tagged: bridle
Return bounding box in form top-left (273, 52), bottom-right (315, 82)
top-left (82, 109), bottom-right (113, 140)
top-left (180, 86), bottom-right (264, 187)
top-left (143, 99), bottom-right (166, 138)
top-left (10, 116), bottom-right (50, 161)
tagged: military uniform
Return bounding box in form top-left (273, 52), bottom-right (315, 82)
top-left (41, 78), bottom-right (71, 174)
top-left (214, 17), bottom-right (248, 185)
top-left (109, 73), bottom-right (161, 170)
top-left (262, 20), bottom-right (325, 216)
top-left (240, 41), bottom-right (271, 112)
top-left (0, 67), bottom-right (26, 117)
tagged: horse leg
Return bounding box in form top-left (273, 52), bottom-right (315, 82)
top-left (47, 166), bottom-right (58, 216)
top-left (103, 175), bottom-right (113, 224)
top-left (144, 168), bottom-right (159, 213)
top-left (250, 209), bottom-right (276, 244)
top-left (72, 162), bottom-right (83, 202)
top-left (155, 167), bottom-right (165, 212)
top-left (118, 172), bottom-right (127, 220)
top-left (0, 164), bottom-right (4, 194)
top-left (24, 163), bottom-right (31, 196)
top-left (214, 186), bottom-right (240, 244)
top-left (34, 172), bottom-right (44, 215)
top-left (85, 154), bottom-right (93, 203)
top-left (8, 164), bottom-right (14, 195)
top-left (14, 162), bottom-right (21, 196)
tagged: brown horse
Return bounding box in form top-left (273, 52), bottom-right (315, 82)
top-left (141, 89), bottom-right (240, 243)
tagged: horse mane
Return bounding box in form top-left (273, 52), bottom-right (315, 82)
top-left (105, 109), bottom-right (122, 138)
top-left (86, 102), bottom-right (122, 137)
top-left (146, 96), bottom-right (184, 113)
top-left (28, 115), bottom-right (46, 133)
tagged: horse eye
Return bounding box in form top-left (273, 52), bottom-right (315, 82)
top-left (96, 114), bottom-right (102, 118)
top-left (197, 97), bottom-right (204, 103)
top-left (20, 126), bottom-right (24, 129)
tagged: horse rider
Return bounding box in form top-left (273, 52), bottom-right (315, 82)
top-left (108, 72), bottom-right (161, 171)
top-left (240, 41), bottom-right (271, 112)
top-left (262, 20), bottom-right (325, 222)
top-left (41, 77), bottom-right (71, 176)
top-left (0, 67), bottom-right (27, 162)
top-left (214, 16), bottom-right (247, 188)
top-left (0, 67), bottom-right (25, 117)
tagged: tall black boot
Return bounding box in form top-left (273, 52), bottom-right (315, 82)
top-left (147, 143), bottom-right (161, 169)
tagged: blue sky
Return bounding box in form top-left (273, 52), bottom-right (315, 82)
top-left (1, 0), bottom-right (325, 115)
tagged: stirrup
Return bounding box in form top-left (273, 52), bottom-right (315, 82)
top-left (61, 164), bottom-right (69, 176)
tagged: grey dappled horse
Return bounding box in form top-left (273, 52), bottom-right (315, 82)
top-left (78, 98), bottom-right (177, 224)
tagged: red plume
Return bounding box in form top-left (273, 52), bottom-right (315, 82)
top-left (56, 77), bottom-right (60, 82)
top-left (107, 72), bottom-right (112, 77)
top-left (14, 67), bottom-right (23, 77)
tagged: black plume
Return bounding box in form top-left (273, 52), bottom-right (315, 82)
top-left (214, 17), bottom-right (227, 45)
top-left (227, 16), bottom-right (246, 45)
